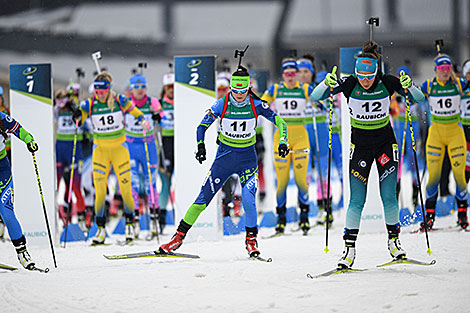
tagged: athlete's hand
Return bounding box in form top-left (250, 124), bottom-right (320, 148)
top-left (72, 109), bottom-right (82, 123)
top-left (27, 141), bottom-right (39, 153)
top-left (278, 140), bottom-right (289, 158)
top-left (152, 112), bottom-right (162, 123)
top-left (195, 142), bottom-right (206, 164)
top-left (325, 66), bottom-right (337, 87)
top-left (141, 120), bottom-right (151, 131)
top-left (400, 71), bottom-right (412, 89)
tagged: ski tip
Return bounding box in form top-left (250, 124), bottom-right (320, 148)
top-left (44, 268), bottom-right (50, 273)
top-left (306, 273), bottom-right (314, 279)
top-left (266, 257), bottom-right (273, 262)
top-left (430, 259), bottom-right (436, 265)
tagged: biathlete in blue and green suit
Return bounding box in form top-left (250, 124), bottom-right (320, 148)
top-left (159, 65), bottom-right (289, 258)
top-left (0, 112), bottom-right (39, 270)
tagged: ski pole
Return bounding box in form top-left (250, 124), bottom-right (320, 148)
top-left (325, 66), bottom-right (337, 253)
top-left (143, 126), bottom-right (159, 244)
top-left (63, 119), bottom-right (79, 248)
top-left (311, 109), bottom-right (326, 224)
top-left (155, 123), bottom-right (176, 214)
top-left (396, 111), bottom-right (407, 205)
top-left (401, 70), bottom-right (432, 255)
top-left (32, 153), bottom-right (58, 268)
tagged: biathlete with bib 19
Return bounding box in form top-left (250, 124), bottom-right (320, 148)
top-left (311, 40), bottom-right (425, 269)
top-left (159, 59), bottom-right (288, 259)
top-left (262, 58), bottom-right (313, 235)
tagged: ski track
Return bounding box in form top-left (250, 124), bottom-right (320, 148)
top-left (1, 215), bottom-right (469, 313)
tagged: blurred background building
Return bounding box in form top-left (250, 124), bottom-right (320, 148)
top-left (0, 0), bottom-right (469, 98)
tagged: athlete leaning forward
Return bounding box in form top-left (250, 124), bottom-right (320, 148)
top-left (159, 58), bottom-right (289, 259)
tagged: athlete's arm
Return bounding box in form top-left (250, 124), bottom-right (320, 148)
top-left (196, 98), bottom-right (223, 144)
top-left (383, 74), bottom-right (425, 104)
top-left (0, 112), bottom-right (34, 144)
top-left (256, 100), bottom-right (287, 141)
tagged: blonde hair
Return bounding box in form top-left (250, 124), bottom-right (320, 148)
top-left (94, 72), bottom-right (116, 110)
top-left (55, 89), bottom-right (68, 99)
top-left (434, 54), bottom-right (457, 83)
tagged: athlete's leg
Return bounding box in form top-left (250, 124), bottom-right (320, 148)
top-left (345, 143), bottom-right (374, 229)
top-left (424, 124), bottom-right (445, 227)
top-left (375, 142), bottom-right (400, 226)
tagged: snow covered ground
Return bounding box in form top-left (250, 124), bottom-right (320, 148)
top-left (1, 213), bottom-right (468, 313)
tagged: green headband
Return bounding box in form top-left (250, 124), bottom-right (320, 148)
top-left (230, 75), bottom-right (250, 89)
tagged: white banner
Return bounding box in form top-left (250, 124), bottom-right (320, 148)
top-left (10, 64), bottom-right (56, 245)
top-left (174, 56), bottom-right (220, 242)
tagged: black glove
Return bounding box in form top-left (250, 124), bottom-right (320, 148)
top-left (72, 109), bottom-right (82, 123)
top-left (278, 142), bottom-right (289, 158)
top-left (152, 112), bottom-right (162, 123)
top-left (195, 142), bottom-right (206, 164)
top-left (27, 141), bottom-right (39, 153)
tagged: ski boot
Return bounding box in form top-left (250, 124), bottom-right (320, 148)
top-left (134, 210), bottom-right (140, 240)
top-left (275, 216), bottom-right (286, 235)
top-left (0, 219), bottom-right (5, 241)
top-left (299, 203), bottom-right (310, 235)
top-left (146, 208), bottom-right (159, 240)
top-left (77, 211), bottom-right (88, 234)
top-left (13, 237), bottom-right (35, 270)
top-left (337, 229), bottom-right (358, 269)
top-left (274, 205), bottom-right (286, 235)
top-left (457, 209), bottom-right (469, 230)
top-left (386, 224), bottom-right (406, 259)
top-left (92, 226), bottom-right (106, 245)
top-left (124, 214), bottom-right (135, 243)
top-left (158, 208), bottom-right (167, 234)
top-left (245, 227), bottom-right (260, 257)
top-left (419, 212), bottom-right (435, 231)
top-left (159, 221), bottom-right (191, 253)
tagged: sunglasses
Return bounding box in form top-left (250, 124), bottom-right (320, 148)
top-left (436, 64), bottom-right (452, 72)
top-left (131, 84), bottom-right (147, 90)
top-left (231, 88), bottom-right (248, 94)
top-left (283, 72), bottom-right (297, 77)
top-left (356, 73), bottom-right (376, 80)
top-left (95, 88), bottom-right (109, 95)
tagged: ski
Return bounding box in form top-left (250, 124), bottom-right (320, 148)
top-left (27, 265), bottom-right (50, 273)
top-left (89, 242), bottom-right (112, 247)
top-left (376, 257), bottom-right (436, 267)
top-left (104, 250), bottom-right (200, 260)
top-left (0, 263), bottom-right (18, 271)
top-left (116, 240), bottom-right (135, 246)
top-left (410, 225), bottom-right (468, 234)
top-left (250, 255), bottom-right (272, 262)
top-left (261, 232), bottom-right (291, 239)
top-left (307, 267), bottom-right (366, 279)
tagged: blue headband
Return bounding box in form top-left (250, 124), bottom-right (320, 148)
top-left (434, 56), bottom-right (452, 67)
top-left (282, 60), bottom-right (298, 72)
top-left (297, 59), bottom-right (314, 74)
top-left (355, 57), bottom-right (378, 73)
top-left (129, 74), bottom-right (147, 86)
top-left (94, 80), bottom-right (110, 90)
